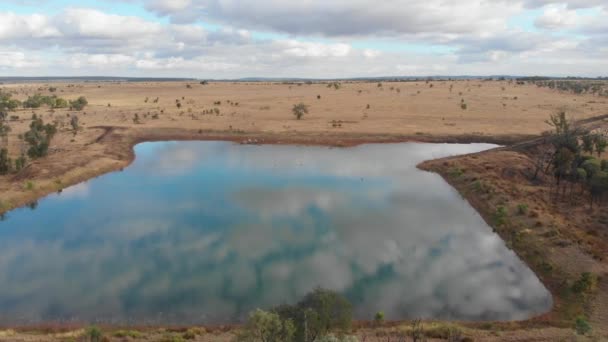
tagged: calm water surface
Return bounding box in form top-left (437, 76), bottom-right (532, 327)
top-left (0, 141), bottom-right (551, 324)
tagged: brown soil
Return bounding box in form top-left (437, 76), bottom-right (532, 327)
top-left (0, 80), bottom-right (607, 341)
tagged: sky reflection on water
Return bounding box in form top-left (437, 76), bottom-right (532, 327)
top-left (0, 141), bottom-right (552, 324)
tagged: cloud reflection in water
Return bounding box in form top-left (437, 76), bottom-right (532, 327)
top-left (0, 142), bottom-right (551, 324)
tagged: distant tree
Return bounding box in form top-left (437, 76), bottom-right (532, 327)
top-left (292, 103), bottom-right (309, 120)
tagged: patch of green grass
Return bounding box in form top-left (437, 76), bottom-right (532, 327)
top-left (448, 167), bottom-right (464, 178)
top-left (24, 181), bottom-right (35, 191)
top-left (516, 203), bottom-right (529, 215)
top-left (493, 206), bottom-right (508, 226)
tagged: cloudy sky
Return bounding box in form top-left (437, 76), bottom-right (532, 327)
top-left (0, 0), bottom-right (607, 78)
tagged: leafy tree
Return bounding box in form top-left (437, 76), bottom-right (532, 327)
top-left (0, 91), bottom-right (21, 115)
top-left (292, 103), bottom-right (309, 120)
top-left (581, 133), bottom-right (595, 154)
top-left (593, 133), bottom-right (607, 156)
top-left (237, 309), bottom-right (295, 342)
top-left (14, 154), bottom-right (26, 172)
top-left (24, 117), bottom-right (57, 158)
top-left (0, 148), bottom-right (11, 175)
top-left (275, 288), bottom-right (352, 342)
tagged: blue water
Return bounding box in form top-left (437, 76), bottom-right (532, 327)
top-left (0, 141), bottom-right (551, 325)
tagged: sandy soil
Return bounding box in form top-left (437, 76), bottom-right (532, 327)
top-left (0, 80), bottom-right (607, 341)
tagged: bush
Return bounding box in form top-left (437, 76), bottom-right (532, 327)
top-left (70, 96), bottom-right (88, 110)
top-left (85, 326), bottom-right (103, 342)
top-left (0, 148), bottom-right (11, 175)
top-left (575, 316), bottom-right (591, 335)
top-left (24, 117), bottom-right (57, 158)
top-left (14, 154), bottom-right (26, 172)
top-left (571, 272), bottom-right (597, 294)
top-left (237, 309), bottom-right (295, 342)
top-left (374, 311), bottom-right (385, 324)
top-left (275, 288), bottom-right (352, 342)
top-left (516, 203), bottom-right (528, 215)
top-left (292, 103), bottom-right (309, 120)
top-left (494, 206), bottom-right (508, 226)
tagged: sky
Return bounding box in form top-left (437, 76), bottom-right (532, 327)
top-left (0, 0), bottom-right (607, 78)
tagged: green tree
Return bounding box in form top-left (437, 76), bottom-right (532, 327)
top-left (581, 133), bottom-right (595, 154)
top-left (0, 148), bottom-right (11, 175)
top-left (292, 103), bottom-right (309, 120)
top-left (0, 91), bottom-right (21, 116)
top-left (275, 288), bottom-right (352, 342)
top-left (24, 117), bottom-right (57, 158)
top-left (237, 309), bottom-right (295, 342)
top-left (593, 133), bottom-right (607, 157)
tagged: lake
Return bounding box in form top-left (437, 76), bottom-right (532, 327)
top-left (0, 141), bottom-right (552, 325)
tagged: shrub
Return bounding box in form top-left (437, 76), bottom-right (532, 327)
top-left (494, 206), bottom-right (508, 226)
top-left (25, 181), bottom-right (34, 190)
top-left (292, 103), bottom-right (309, 120)
top-left (0, 148), bottom-right (11, 175)
top-left (24, 117), bottom-right (57, 158)
top-left (69, 96), bottom-right (88, 110)
top-left (85, 326), bottom-right (103, 342)
top-left (516, 203), bottom-right (528, 215)
top-left (14, 154), bottom-right (26, 172)
top-left (275, 288), bottom-right (352, 342)
top-left (374, 311), bottom-right (385, 324)
top-left (448, 167), bottom-right (464, 178)
top-left (237, 309), bottom-right (295, 342)
top-left (574, 316), bottom-right (591, 335)
top-left (571, 272), bottom-right (597, 294)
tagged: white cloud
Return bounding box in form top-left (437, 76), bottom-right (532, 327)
top-left (144, 0), bottom-right (521, 37)
top-left (534, 4), bottom-right (579, 29)
top-left (0, 1), bottom-right (606, 77)
top-left (0, 12), bottom-right (60, 40)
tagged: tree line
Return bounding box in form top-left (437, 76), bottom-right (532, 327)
top-left (534, 112), bottom-right (608, 207)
